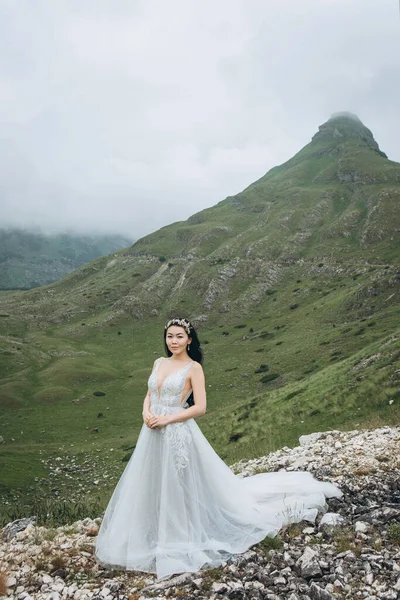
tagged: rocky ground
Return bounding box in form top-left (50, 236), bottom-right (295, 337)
top-left (1, 426), bottom-right (400, 600)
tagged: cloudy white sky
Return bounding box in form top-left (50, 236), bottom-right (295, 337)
top-left (1, 0), bottom-right (399, 239)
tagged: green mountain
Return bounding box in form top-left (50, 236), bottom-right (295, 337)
top-left (0, 229), bottom-right (133, 289)
top-left (1, 113), bottom-right (399, 518)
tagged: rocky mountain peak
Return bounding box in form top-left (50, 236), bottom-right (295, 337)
top-left (311, 112), bottom-right (385, 155)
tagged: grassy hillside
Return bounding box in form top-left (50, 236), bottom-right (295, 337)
top-left (0, 113), bottom-right (399, 523)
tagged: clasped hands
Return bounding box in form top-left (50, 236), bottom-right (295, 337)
top-left (143, 411), bottom-right (170, 429)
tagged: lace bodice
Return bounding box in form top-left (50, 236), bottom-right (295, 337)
top-left (148, 357), bottom-right (193, 407)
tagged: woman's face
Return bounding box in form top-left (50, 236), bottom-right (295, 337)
top-left (165, 325), bottom-right (191, 356)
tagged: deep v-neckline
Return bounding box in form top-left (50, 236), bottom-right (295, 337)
top-left (156, 358), bottom-right (193, 400)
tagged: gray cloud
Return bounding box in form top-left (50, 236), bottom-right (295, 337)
top-left (1, 0), bottom-right (399, 238)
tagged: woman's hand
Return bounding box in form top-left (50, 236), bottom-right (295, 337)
top-left (147, 414), bottom-right (171, 429)
top-left (142, 408), bottom-right (153, 427)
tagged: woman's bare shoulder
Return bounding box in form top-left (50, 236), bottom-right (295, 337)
top-left (150, 357), bottom-right (162, 371)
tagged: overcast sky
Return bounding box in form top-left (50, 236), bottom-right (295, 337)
top-left (1, 0), bottom-right (399, 239)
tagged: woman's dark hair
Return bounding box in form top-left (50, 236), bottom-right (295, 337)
top-left (163, 318), bottom-right (203, 407)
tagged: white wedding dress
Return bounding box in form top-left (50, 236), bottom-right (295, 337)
top-left (95, 358), bottom-right (342, 579)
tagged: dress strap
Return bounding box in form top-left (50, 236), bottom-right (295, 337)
top-left (180, 388), bottom-right (193, 406)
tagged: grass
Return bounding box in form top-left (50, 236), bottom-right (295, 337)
top-left (0, 277), bottom-right (399, 517)
top-left (258, 535), bottom-right (283, 552)
top-left (0, 495), bottom-right (105, 527)
top-left (333, 526), bottom-right (362, 556)
top-left (50, 554), bottom-right (66, 571)
top-left (388, 523), bottom-right (400, 545)
top-left (201, 567), bottom-right (224, 591)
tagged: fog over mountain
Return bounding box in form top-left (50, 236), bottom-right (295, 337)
top-left (1, 0), bottom-right (399, 239)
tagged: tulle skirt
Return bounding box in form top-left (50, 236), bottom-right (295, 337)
top-left (95, 405), bottom-right (341, 579)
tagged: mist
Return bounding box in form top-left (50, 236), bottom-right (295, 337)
top-left (1, 0), bottom-right (399, 239)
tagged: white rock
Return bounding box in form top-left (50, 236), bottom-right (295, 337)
top-left (296, 546), bottom-right (322, 578)
top-left (211, 582), bottom-right (228, 593)
top-left (289, 457), bottom-right (310, 469)
top-left (244, 580), bottom-right (264, 590)
top-left (303, 527), bottom-right (315, 534)
top-left (299, 432), bottom-right (325, 446)
top-left (365, 572), bottom-right (374, 585)
top-left (7, 576), bottom-right (17, 587)
top-left (42, 574), bottom-right (53, 584)
top-left (355, 521), bottom-right (370, 533)
top-left (283, 551), bottom-right (293, 563)
top-left (319, 512), bottom-right (344, 527)
top-left (229, 581), bottom-right (243, 590)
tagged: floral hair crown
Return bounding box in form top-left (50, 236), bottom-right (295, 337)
top-left (165, 318), bottom-right (192, 335)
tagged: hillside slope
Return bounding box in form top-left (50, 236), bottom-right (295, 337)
top-left (0, 113), bottom-right (399, 512)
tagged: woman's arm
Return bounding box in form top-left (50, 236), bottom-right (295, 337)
top-left (142, 389), bottom-right (151, 421)
top-left (148, 362), bottom-right (206, 428)
top-left (142, 359), bottom-right (158, 425)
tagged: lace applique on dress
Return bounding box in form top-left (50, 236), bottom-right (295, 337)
top-left (150, 358), bottom-right (194, 473)
top-left (163, 422), bottom-right (192, 473)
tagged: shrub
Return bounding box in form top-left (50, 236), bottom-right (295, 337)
top-left (229, 433), bottom-right (243, 443)
top-left (51, 554), bottom-right (66, 571)
top-left (285, 388), bottom-right (305, 400)
top-left (259, 331), bottom-right (275, 339)
top-left (260, 373), bottom-right (280, 383)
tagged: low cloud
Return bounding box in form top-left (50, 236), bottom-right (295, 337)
top-left (1, 0), bottom-right (399, 238)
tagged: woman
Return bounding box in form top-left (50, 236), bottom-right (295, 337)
top-left (95, 317), bottom-right (342, 579)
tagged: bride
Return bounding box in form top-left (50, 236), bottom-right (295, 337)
top-left (95, 318), bottom-right (342, 579)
